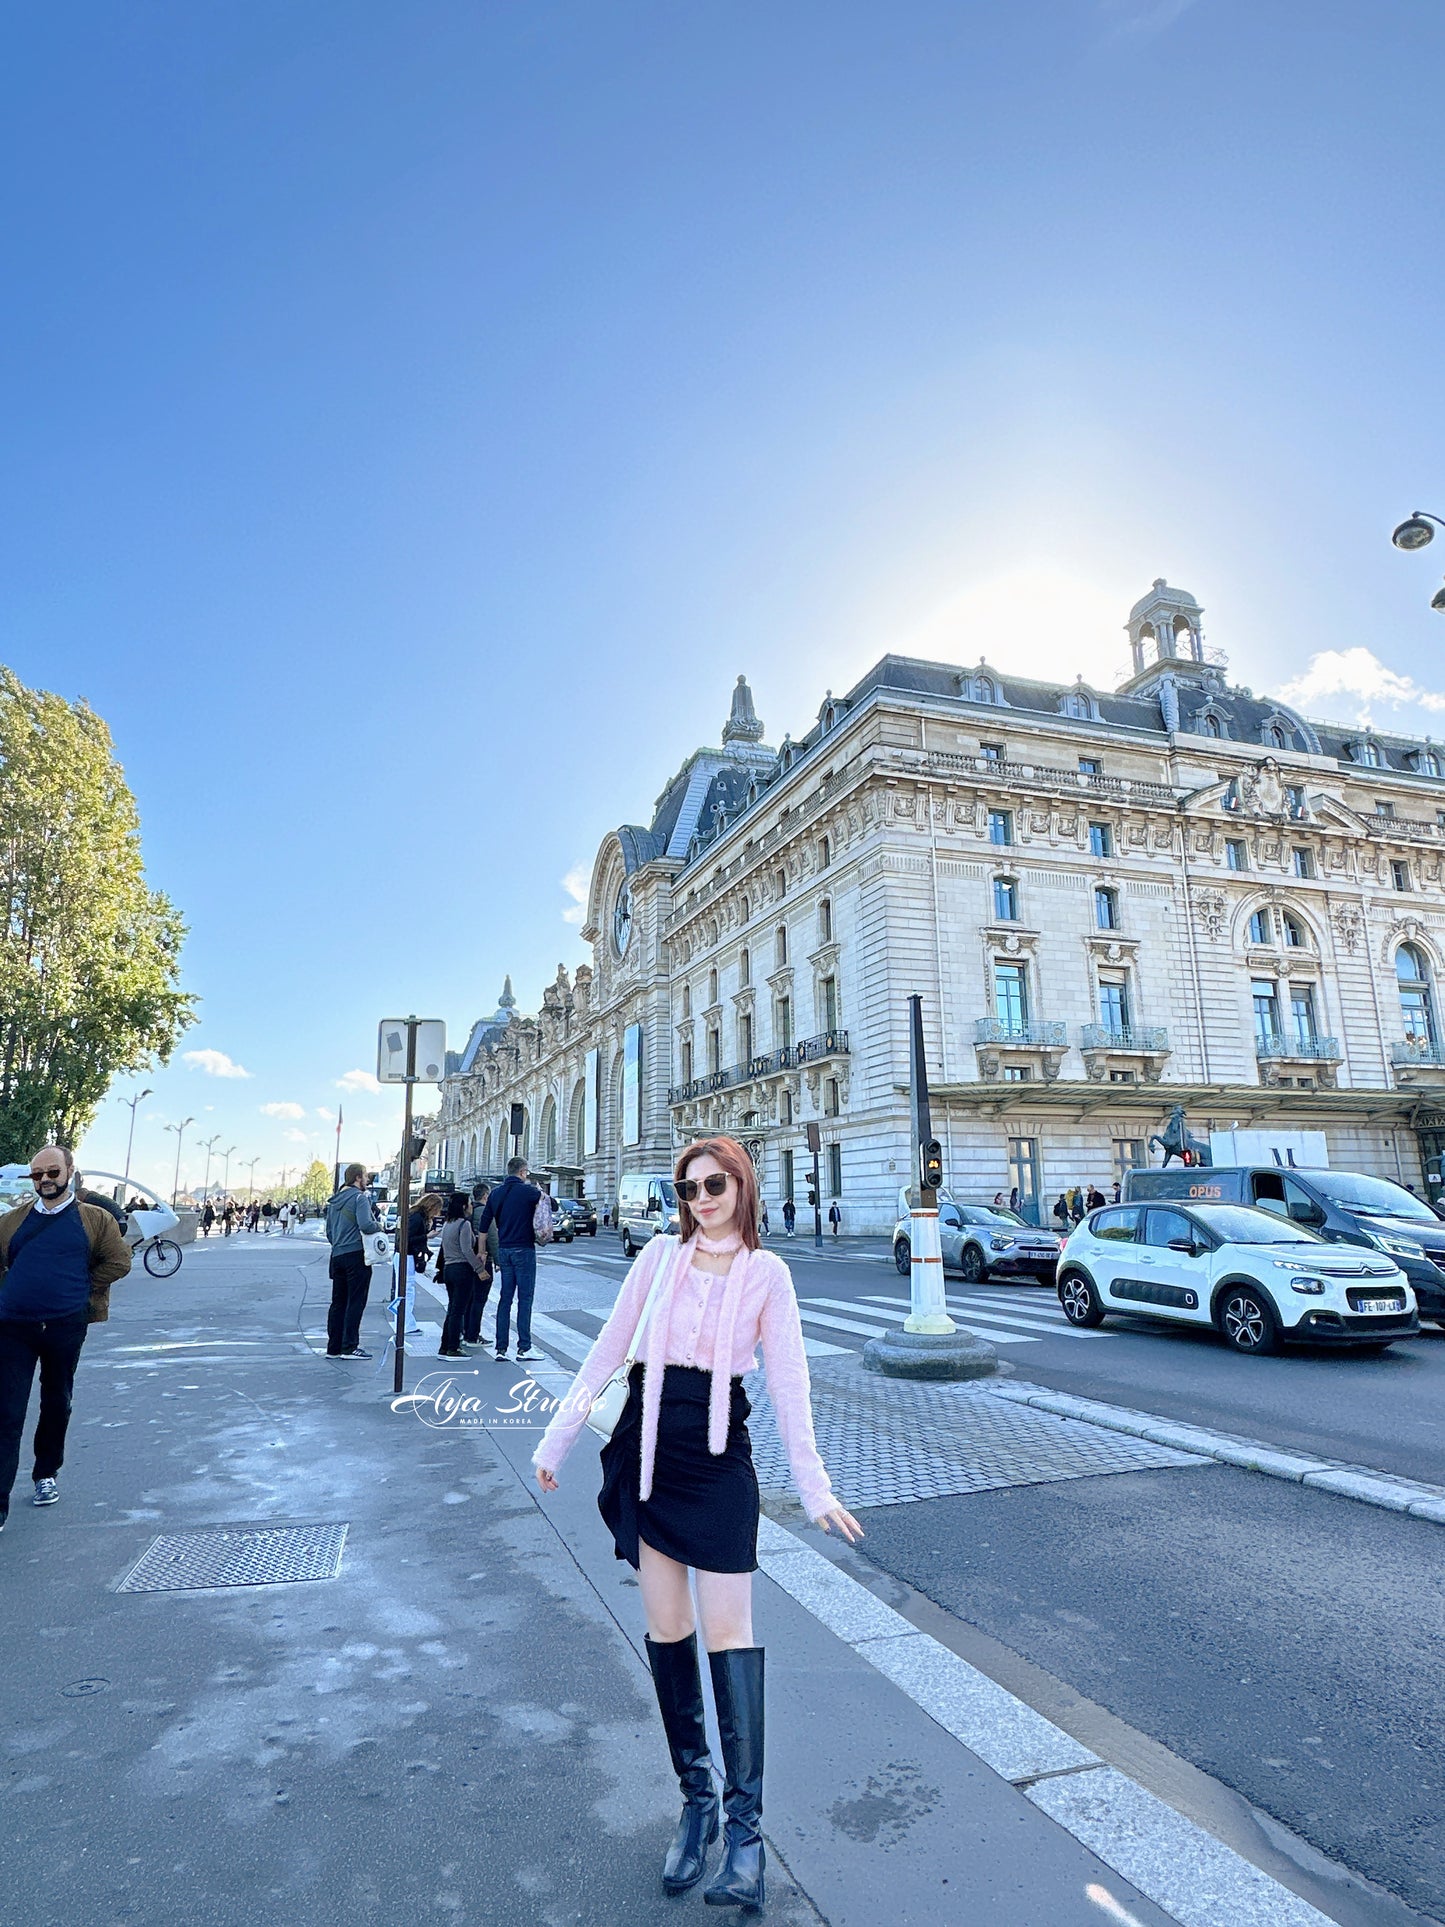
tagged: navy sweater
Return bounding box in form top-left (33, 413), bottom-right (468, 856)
top-left (477, 1175), bottom-right (540, 1250)
top-left (0, 1205), bottom-right (92, 1319)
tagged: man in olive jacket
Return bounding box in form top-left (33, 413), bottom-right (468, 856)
top-left (0, 1144), bottom-right (132, 1528)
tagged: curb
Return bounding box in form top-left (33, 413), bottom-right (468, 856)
top-left (755, 1514), bottom-right (1334, 1927)
top-left (990, 1383), bottom-right (1445, 1526)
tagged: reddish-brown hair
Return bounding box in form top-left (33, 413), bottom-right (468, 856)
top-left (673, 1135), bottom-right (760, 1250)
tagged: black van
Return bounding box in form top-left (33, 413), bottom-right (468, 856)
top-left (1123, 1166), bottom-right (1445, 1327)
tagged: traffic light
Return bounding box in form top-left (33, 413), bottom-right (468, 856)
top-left (806, 1187), bottom-right (818, 1208)
top-left (920, 1138), bottom-right (943, 1191)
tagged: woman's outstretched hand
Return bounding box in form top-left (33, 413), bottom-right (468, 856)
top-left (536, 1468), bottom-right (559, 1495)
top-left (816, 1503), bottom-right (863, 1543)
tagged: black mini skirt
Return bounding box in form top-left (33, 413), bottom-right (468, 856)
top-left (597, 1362), bottom-right (760, 1574)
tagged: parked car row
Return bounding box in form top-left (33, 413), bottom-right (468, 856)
top-left (888, 1163), bottom-right (1444, 1357)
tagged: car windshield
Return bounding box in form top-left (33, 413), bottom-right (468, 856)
top-left (957, 1206), bottom-right (1028, 1227)
top-left (1309, 1172), bottom-right (1438, 1221)
top-left (1190, 1205), bottom-right (1325, 1245)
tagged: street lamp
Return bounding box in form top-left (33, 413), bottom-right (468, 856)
top-left (242, 1156), bottom-right (260, 1200)
top-left (121, 1089), bottom-right (152, 1191)
top-left (220, 1145), bottom-right (237, 1197)
top-left (1390, 511), bottom-right (1445, 611)
top-left (199, 1133), bottom-right (223, 1201)
top-left (164, 1117), bottom-right (195, 1208)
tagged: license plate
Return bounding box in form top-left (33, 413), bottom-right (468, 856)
top-left (1359, 1296), bottom-right (1404, 1313)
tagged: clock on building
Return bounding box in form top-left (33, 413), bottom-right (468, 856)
top-left (613, 880), bottom-right (633, 957)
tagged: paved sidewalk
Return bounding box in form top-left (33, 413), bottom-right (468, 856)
top-left (0, 1233), bottom-right (1196, 1927)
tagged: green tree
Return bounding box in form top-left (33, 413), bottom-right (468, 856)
top-left (0, 667), bottom-right (195, 1162)
top-left (295, 1159), bottom-right (332, 1209)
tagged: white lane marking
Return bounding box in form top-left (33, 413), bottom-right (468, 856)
top-left (797, 1303), bottom-right (1039, 1346)
top-left (527, 1311), bottom-right (594, 1365)
top-left (857, 1292), bottom-right (1111, 1341)
top-left (753, 1516), bottom-right (1334, 1927)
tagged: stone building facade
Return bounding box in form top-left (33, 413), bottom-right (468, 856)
top-left (434, 583), bottom-right (1445, 1231)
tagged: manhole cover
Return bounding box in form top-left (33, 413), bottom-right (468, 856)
top-left (117, 1522), bottom-right (348, 1593)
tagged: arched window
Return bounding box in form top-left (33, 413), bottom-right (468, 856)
top-left (1060, 692), bottom-right (1094, 720)
top-left (966, 674), bottom-right (998, 704)
top-left (480, 1128), bottom-right (491, 1171)
top-left (1417, 750), bottom-right (1442, 778)
top-left (1398, 944), bottom-right (1436, 1046)
top-left (1201, 712), bottom-right (1221, 738)
top-left (1262, 721), bottom-right (1287, 749)
top-left (542, 1098), bottom-right (558, 1165)
top-left (1248, 909), bottom-right (1272, 945)
top-left (1353, 740), bottom-right (1382, 767)
top-left (1282, 912), bottom-right (1307, 948)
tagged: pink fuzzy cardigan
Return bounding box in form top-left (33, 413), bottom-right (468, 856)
top-left (531, 1234), bottom-right (837, 1521)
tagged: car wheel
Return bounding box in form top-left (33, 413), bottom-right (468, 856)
top-left (1218, 1283), bottom-right (1279, 1355)
top-left (959, 1244), bottom-right (986, 1284)
top-left (621, 1229), bottom-right (634, 1257)
top-left (1058, 1271), bottom-right (1106, 1327)
top-left (894, 1238), bottom-right (911, 1275)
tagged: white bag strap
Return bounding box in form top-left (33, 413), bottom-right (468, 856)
top-left (620, 1237), bottom-right (677, 1371)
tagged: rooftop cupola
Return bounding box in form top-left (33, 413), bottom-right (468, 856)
top-left (722, 674), bottom-right (765, 745)
top-left (1126, 579), bottom-right (1205, 676)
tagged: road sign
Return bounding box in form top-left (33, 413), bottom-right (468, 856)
top-left (378, 1019), bottom-right (446, 1084)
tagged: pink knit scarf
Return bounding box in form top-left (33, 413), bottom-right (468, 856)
top-left (636, 1234), bottom-right (754, 1500)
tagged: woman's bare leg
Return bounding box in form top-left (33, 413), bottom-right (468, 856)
top-left (695, 1568), bottom-right (754, 1651)
top-left (638, 1539), bottom-right (696, 1642)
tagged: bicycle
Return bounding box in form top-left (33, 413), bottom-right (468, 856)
top-left (137, 1233), bottom-right (184, 1278)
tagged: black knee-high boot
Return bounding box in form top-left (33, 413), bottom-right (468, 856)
top-left (646, 1633), bottom-right (720, 1893)
top-left (704, 1646), bottom-right (765, 1911)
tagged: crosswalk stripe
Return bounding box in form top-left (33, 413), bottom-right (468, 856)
top-left (528, 1311), bottom-right (595, 1366)
top-left (856, 1292), bottom-right (1110, 1341)
top-left (797, 1303), bottom-right (1039, 1346)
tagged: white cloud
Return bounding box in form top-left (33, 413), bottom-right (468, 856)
top-left (183, 1049), bottom-right (252, 1080)
top-left (336, 1068), bottom-right (382, 1094)
top-left (560, 861), bottom-right (591, 927)
top-left (315, 1107), bottom-right (335, 1121)
top-left (282, 1128), bottom-right (311, 1144)
top-left (1274, 648), bottom-right (1445, 725)
top-left (260, 1101), bottom-right (305, 1120)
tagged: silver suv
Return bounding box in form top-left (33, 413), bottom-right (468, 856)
top-left (893, 1202), bottom-right (1062, 1285)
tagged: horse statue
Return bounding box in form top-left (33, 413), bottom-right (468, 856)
top-left (1148, 1104), bottom-right (1212, 1168)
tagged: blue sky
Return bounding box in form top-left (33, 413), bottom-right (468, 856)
top-left (3, 1), bottom-right (1442, 1195)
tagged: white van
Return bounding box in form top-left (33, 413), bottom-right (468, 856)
top-left (617, 1172), bottom-right (680, 1255)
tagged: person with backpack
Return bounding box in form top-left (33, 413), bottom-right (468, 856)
top-left (323, 1165), bottom-right (381, 1360)
top-left (477, 1156), bottom-right (542, 1362)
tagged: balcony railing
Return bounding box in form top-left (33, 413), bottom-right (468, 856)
top-left (668, 1029), bottom-right (849, 1104)
top-left (1079, 1024), bottom-right (1170, 1053)
top-left (1391, 1038), bottom-right (1445, 1067)
top-left (974, 1018), bottom-right (1068, 1049)
top-left (927, 751), bottom-right (1176, 805)
top-left (1255, 1034), bottom-right (1342, 1062)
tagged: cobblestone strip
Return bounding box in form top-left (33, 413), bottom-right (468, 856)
top-left (991, 1382), bottom-right (1445, 1525)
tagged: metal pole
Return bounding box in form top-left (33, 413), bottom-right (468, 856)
top-left (393, 1018), bottom-right (418, 1398)
top-left (904, 994), bottom-right (955, 1335)
top-left (122, 1089), bottom-right (150, 1190)
top-left (812, 1145), bottom-right (823, 1248)
top-left (200, 1133), bottom-right (221, 1202)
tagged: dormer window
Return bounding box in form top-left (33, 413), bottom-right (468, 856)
top-left (1352, 739), bottom-right (1382, 767)
top-left (1416, 749), bottom-right (1442, 778)
top-left (963, 672), bottom-right (998, 704)
top-left (1059, 690), bottom-right (1096, 721)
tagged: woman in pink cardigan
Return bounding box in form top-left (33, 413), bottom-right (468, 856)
top-left (534, 1134), bottom-right (861, 1912)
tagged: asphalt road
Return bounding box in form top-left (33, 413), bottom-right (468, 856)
top-left (573, 1233), bottom-right (1445, 1489)
top-left (537, 1230), bottom-right (1445, 1923)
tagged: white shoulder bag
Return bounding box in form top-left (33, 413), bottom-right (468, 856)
top-left (584, 1238), bottom-right (678, 1442)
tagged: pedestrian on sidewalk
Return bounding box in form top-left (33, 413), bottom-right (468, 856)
top-left (201, 1201), bottom-right (215, 1237)
top-left (759, 1199), bottom-right (770, 1239)
top-left (464, 1183), bottom-right (500, 1348)
top-left (827, 1199), bottom-right (841, 1239)
top-left (261, 1199), bottom-right (276, 1234)
top-left (222, 1200), bottom-right (236, 1235)
top-left (322, 1164), bottom-right (380, 1360)
top-left (390, 1193), bottom-right (438, 1338)
top-left (478, 1157), bottom-right (541, 1362)
top-left (0, 1145), bottom-right (132, 1528)
top-left (533, 1134), bottom-right (862, 1912)
top-left (437, 1193), bottom-right (491, 1358)
top-left (782, 1197), bottom-right (795, 1237)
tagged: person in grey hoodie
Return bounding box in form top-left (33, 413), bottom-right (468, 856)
top-left (323, 1164), bottom-right (380, 1359)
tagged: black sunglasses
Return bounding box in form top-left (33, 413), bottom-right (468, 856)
top-left (675, 1173), bottom-right (731, 1202)
top-left (30, 1165), bottom-right (66, 1180)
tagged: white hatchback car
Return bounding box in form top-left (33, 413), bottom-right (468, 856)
top-left (1058, 1201), bottom-right (1418, 1353)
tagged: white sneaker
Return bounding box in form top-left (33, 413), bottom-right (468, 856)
top-left (516, 1347), bottom-right (539, 1362)
top-left (33, 1478), bottom-right (59, 1506)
